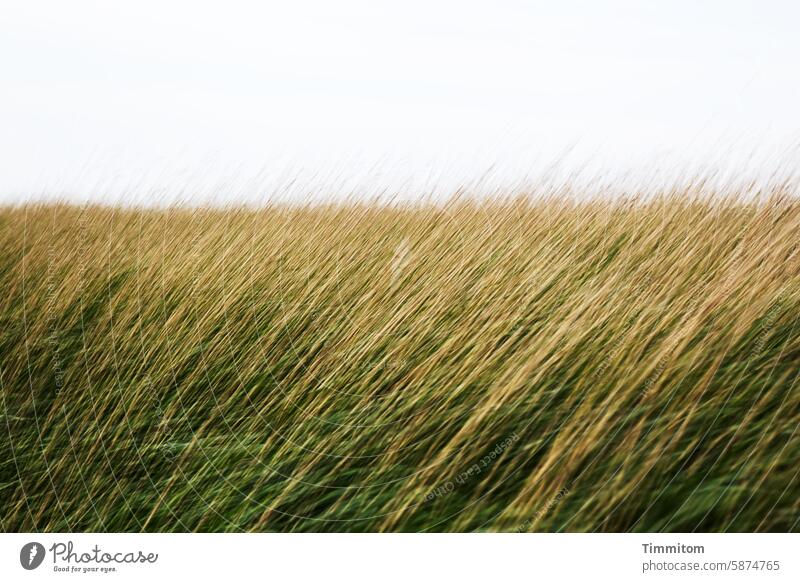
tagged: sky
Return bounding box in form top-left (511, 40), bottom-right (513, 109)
top-left (1, 0), bottom-right (799, 204)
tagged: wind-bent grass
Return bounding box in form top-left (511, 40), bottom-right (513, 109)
top-left (1, 190), bottom-right (799, 532)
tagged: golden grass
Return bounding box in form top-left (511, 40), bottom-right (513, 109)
top-left (1, 190), bottom-right (799, 531)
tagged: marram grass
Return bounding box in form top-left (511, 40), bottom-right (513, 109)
top-left (1, 192), bottom-right (799, 532)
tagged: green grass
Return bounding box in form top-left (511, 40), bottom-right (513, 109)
top-left (1, 192), bottom-right (799, 531)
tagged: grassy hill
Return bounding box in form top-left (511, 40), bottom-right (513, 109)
top-left (1, 192), bottom-right (799, 531)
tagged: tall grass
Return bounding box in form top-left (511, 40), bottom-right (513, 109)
top-left (1, 190), bottom-right (799, 531)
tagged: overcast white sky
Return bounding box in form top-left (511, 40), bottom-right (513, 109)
top-left (1, 0), bottom-right (799, 203)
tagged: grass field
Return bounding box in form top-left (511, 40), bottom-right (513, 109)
top-left (1, 190), bottom-right (799, 532)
